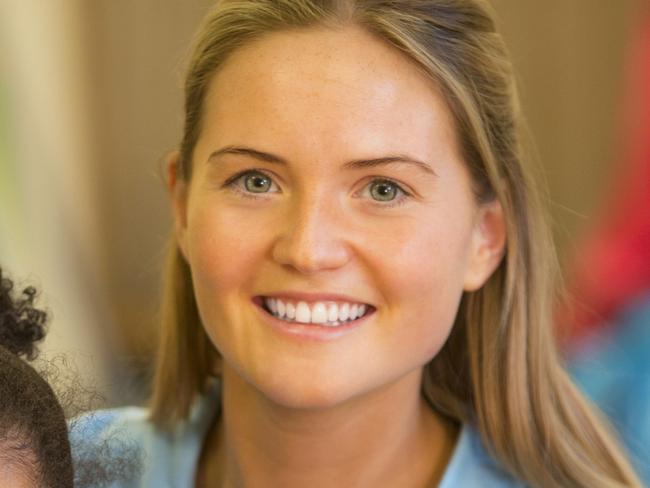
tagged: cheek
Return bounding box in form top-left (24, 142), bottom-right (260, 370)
top-left (184, 202), bottom-right (269, 354)
top-left (373, 208), bottom-right (474, 297)
top-left (371, 212), bottom-right (474, 357)
top-left (185, 200), bottom-right (266, 291)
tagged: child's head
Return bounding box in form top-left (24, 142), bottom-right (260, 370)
top-left (149, 1), bottom-right (640, 486)
top-left (0, 270), bottom-right (73, 488)
top-left (0, 269), bottom-right (143, 487)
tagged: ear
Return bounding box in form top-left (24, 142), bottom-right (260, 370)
top-left (166, 150), bottom-right (190, 262)
top-left (463, 199), bottom-right (506, 291)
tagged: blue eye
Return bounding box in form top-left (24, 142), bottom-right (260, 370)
top-left (362, 178), bottom-right (411, 208)
top-left (224, 171), bottom-right (411, 208)
top-left (243, 173), bottom-right (272, 193)
top-left (369, 180), bottom-right (399, 202)
top-left (224, 170), bottom-right (279, 195)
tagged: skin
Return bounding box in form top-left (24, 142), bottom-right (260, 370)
top-left (170, 25), bottom-right (505, 487)
top-left (0, 459), bottom-right (38, 488)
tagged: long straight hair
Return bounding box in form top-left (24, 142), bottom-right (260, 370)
top-left (149, 1), bottom-right (642, 486)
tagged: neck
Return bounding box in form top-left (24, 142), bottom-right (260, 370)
top-left (200, 366), bottom-right (459, 488)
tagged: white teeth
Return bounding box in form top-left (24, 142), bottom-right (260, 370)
top-left (286, 302), bottom-right (296, 320)
top-left (295, 301), bottom-right (311, 323)
top-left (311, 302), bottom-right (328, 324)
top-left (262, 297), bottom-right (369, 326)
top-left (350, 304), bottom-right (359, 320)
top-left (327, 303), bottom-right (338, 322)
top-left (339, 303), bottom-right (350, 322)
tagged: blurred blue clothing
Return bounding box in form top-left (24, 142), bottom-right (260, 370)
top-left (70, 380), bottom-right (525, 487)
top-left (569, 292), bottom-right (650, 485)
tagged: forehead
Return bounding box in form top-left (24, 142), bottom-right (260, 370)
top-left (0, 454), bottom-right (39, 488)
top-left (199, 25), bottom-right (461, 166)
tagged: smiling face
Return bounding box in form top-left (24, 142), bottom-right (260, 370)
top-left (171, 26), bottom-right (505, 409)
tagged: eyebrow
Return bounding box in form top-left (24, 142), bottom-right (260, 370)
top-left (207, 145), bottom-right (438, 177)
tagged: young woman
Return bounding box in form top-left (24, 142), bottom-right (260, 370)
top-left (74, 1), bottom-right (642, 486)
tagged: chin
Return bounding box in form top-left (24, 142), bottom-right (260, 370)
top-left (253, 373), bottom-right (363, 411)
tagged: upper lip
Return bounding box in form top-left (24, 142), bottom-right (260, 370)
top-left (256, 291), bottom-right (373, 306)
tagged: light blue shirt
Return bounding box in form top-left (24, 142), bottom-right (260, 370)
top-left (70, 381), bottom-right (525, 487)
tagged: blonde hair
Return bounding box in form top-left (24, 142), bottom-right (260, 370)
top-left (149, 1), bottom-right (642, 486)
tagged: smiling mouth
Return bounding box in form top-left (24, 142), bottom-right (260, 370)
top-left (254, 296), bottom-right (375, 328)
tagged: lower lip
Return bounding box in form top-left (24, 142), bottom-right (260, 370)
top-left (252, 297), bottom-right (374, 342)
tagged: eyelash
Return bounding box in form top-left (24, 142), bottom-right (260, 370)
top-left (222, 169), bottom-right (412, 208)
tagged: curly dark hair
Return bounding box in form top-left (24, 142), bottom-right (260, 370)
top-left (0, 270), bottom-right (47, 360)
top-left (0, 268), bottom-right (144, 487)
top-left (0, 267), bottom-right (73, 488)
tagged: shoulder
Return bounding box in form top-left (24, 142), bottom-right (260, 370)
top-left (70, 405), bottom-right (151, 442)
top-left (69, 382), bottom-right (221, 488)
top-left (69, 406), bottom-right (160, 488)
top-left (439, 424), bottom-right (527, 488)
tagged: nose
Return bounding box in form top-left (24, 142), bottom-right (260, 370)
top-left (271, 193), bottom-right (352, 274)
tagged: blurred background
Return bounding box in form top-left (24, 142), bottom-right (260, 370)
top-left (0, 0), bottom-right (647, 410)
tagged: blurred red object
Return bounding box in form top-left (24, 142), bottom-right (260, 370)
top-left (561, 6), bottom-right (650, 342)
